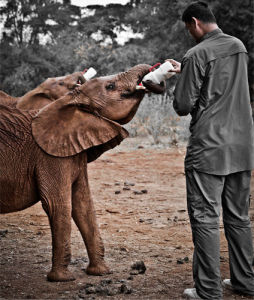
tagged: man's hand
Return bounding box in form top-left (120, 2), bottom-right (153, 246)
top-left (165, 59), bottom-right (181, 73)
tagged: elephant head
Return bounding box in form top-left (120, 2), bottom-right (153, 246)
top-left (32, 64), bottom-right (154, 161)
top-left (16, 71), bottom-right (86, 110)
top-left (75, 64), bottom-right (152, 124)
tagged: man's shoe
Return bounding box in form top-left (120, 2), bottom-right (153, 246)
top-left (183, 288), bottom-right (202, 299)
top-left (222, 279), bottom-right (233, 291)
top-left (222, 278), bottom-right (254, 296)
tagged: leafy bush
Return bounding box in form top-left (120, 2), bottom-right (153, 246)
top-left (124, 88), bottom-right (191, 146)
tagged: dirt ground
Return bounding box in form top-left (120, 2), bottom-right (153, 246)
top-left (1, 137), bottom-right (254, 300)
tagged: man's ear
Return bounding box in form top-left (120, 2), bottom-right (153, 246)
top-left (192, 17), bottom-right (199, 28)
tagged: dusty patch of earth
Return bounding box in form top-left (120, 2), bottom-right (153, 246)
top-left (1, 137), bottom-right (254, 300)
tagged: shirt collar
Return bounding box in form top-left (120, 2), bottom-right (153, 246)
top-left (199, 28), bottom-right (222, 42)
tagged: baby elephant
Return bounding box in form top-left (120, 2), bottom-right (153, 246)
top-left (0, 71), bottom-right (85, 109)
top-left (0, 64), bottom-right (158, 282)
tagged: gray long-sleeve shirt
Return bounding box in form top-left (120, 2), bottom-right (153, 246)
top-left (173, 28), bottom-right (254, 175)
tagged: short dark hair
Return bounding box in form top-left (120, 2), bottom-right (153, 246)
top-left (182, 1), bottom-right (216, 24)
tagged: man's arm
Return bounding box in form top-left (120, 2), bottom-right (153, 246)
top-left (172, 56), bottom-right (204, 116)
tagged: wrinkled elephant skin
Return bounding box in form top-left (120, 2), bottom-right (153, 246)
top-left (0, 64), bottom-right (152, 282)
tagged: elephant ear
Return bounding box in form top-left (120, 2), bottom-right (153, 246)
top-left (17, 88), bottom-right (52, 110)
top-left (31, 95), bottom-right (128, 162)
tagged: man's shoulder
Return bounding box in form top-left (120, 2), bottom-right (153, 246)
top-left (184, 32), bottom-right (247, 63)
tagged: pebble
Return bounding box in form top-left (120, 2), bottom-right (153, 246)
top-left (123, 187), bottom-right (131, 191)
top-left (100, 278), bottom-right (112, 286)
top-left (120, 283), bottom-right (132, 294)
top-left (120, 247), bottom-right (129, 252)
top-left (131, 260), bottom-right (146, 274)
top-left (124, 181), bottom-right (135, 186)
top-left (79, 279), bottom-right (132, 297)
top-left (85, 286), bottom-right (97, 294)
top-left (133, 190), bottom-right (143, 195)
top-left (133, 189), bottom-right (148, 195)
top-left (177, 257), bottom-right (189, 264)
top-left (0, 229), bottom-right (8, 237)
top-left (115, 190), bottom-right (121, 194)
top-left (130, 270), bottom-right (139, 275)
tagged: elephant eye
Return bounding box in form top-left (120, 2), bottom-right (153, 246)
top-left (106, 82), bottom-right (115, 90)
top-left (59, 81), bottom-right (64, 86)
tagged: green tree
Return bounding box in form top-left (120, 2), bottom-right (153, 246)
top-left (0, 0), bottom-right (80, 45)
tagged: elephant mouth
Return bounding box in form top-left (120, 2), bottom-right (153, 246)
top-left (120, 77), bottom-right (146, 99)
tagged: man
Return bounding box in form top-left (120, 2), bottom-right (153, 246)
top-left (167, 1), bottom-right (254, 299)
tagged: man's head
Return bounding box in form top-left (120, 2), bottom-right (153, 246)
top-left (182, 1), bottom-right (218, 42)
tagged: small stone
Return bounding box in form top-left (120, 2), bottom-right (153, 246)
top-left (177, 258), bottom-right (184, 264)
top-left (184, 256), bottom-right (189, 262)
top-left (141, 189), bottom-right (148, 194)
top-left (115, 182), bottom-right (121, 186)
top-left (130, 270), bottom-right (139, 275)
top-left (127, 275), bottom-right (134, 280)
top-left (115, 190), bottom-right (121, 194)
top-left (106, 287), bottom-right (118, 296)
top-left (173, 216), bottom-right (178, 222)
top-left (84, 283), bottom-right (94, 289)
top-left (85, 286), bottom-right (97, 294)
top-left (119, 279), bottom-right (127, 283)
top-left (0, 230), bottom-right (8, 237)
top-left (120, 247), bottom-right (129, 252)
top-left (95, 285), bottom-right (108, 295)
top-left (123, 187), bottom-right (131, 191)
top-left (120, 283), bottom-right (132, 294)
top-left (220, 256), bottom-right (227, 262)
top-left (133, 190), bottom-right (143, 195)
top-left (100, 278), bottom-right (112, 286)
top-left (139, 218), bottom-right (145, 223)
top-left (131, 260), bottom-right (146, 274)
top-left (124, 181), bottom-right (135, 186)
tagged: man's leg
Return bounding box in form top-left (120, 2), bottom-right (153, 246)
top-left (185, 169), bottom-right (224, 299)
top-left (222, 170), bottom-right (254, 295)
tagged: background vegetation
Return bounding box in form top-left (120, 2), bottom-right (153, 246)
top-left (0, 0), bottom-right (253, 144)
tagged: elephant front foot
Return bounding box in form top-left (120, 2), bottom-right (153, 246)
top-left (86, 263), bottom-right (111, 276)
top-left (47, 268), bottom-right (76, 282)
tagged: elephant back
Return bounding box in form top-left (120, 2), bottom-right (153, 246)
top-left (0, 104), bottom-right (35, 149)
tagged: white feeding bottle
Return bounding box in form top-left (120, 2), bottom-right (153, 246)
top-left (142, 61), bottom-right (176, 85)
top-left (83, 67), bottom-right (97, 81)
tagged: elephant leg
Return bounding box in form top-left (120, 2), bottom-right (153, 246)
top-left (41, 190), bottom-right (75, 282)
top-left (72, 172), bottom-right (110, 276)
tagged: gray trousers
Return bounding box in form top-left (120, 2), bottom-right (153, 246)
top-left (185, 169), bottom-right (254, 299)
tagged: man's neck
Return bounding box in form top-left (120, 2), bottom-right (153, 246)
top-left (202, 23), bottom-right (218, 35)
